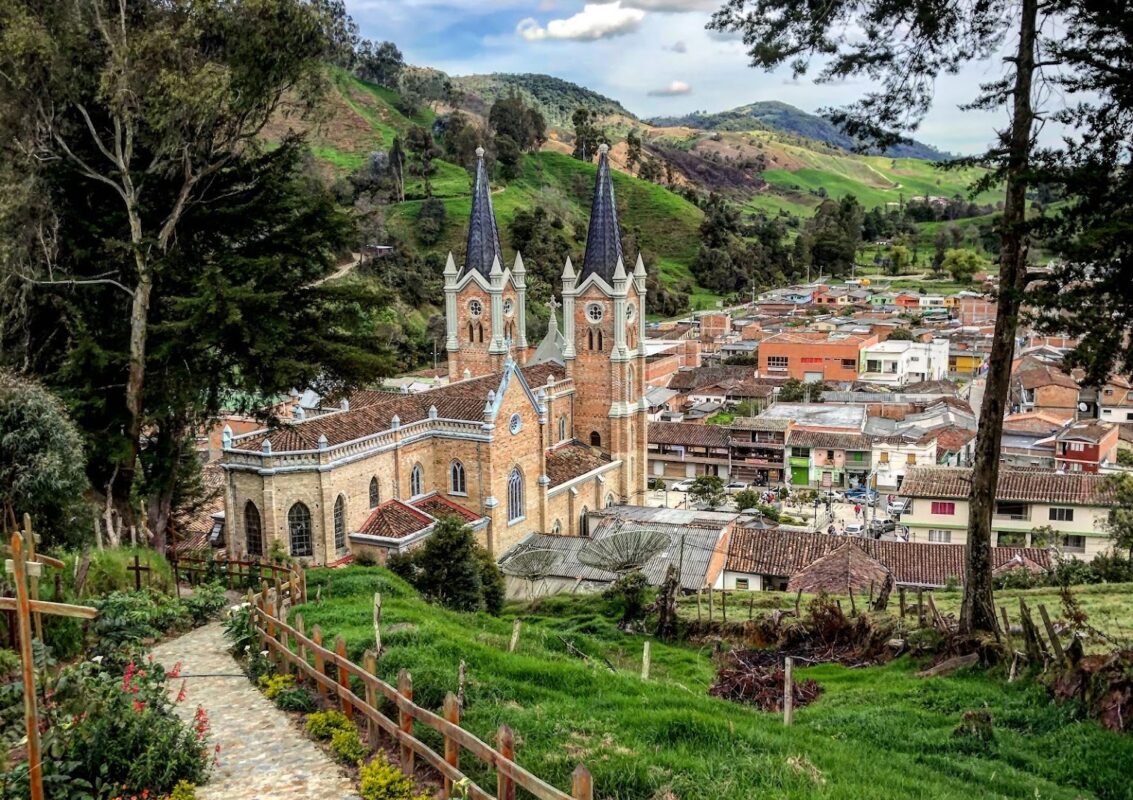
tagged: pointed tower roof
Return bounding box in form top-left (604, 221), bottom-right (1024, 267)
top-left (530, 297), bottom-right (566, 366)
top-left (580, 143), bottom-right (623, 283)
top-left (464, 146), bottom-right (503, 277)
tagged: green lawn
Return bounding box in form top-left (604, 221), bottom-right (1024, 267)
top-left (294, 567), bottom-right (1133, 800)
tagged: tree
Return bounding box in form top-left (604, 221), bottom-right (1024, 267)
top-left (475, 547), bottom-right (506, 615)
top-left (405, 126), bottom-right (441, 195)
top-left (0, 0), bottom-right (332, 532)
top-left (942, 249), bottom-right (987, 283)
top-left (0, 372), bottom-right (90, 548)
top-left (494, 134), bottom-right (522, 181)
top-left (689, 475), bottom-right (726, 510)
top-left (416, 198), bottom-right (447, 245)
top-left (887, 327), bottom-right (915, 341)
top-left (570, 107), bottom-right (604, 162)
top-left (396, 516), bottom-right (483, 612)
top-left (709, 0), bottom-right (1053, 637)
top-left (1105, 474), bottom-right (1133, 559)
top-left (603, 571), bottom-right (649, 628)
top-left (388, 136), bottom-right (406, 202)
top-left (488, 93), bottom-right (545, 152)
top-left (778, 378), bottom-right (807, 402)
top-left (887, 244), bottom-right (912, 276)
top-left (625, 129), bottom-right (643, 173)
top-left (355, 40), bottom-right (404, 87)
top-left (932, 228), bottom-right (950, 275)
top-left (734, 489), bottom-right (761, 511)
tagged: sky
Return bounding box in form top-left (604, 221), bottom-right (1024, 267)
top-left (344, 0), bottom-right (1029, 155)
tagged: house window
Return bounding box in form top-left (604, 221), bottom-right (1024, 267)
top-left (767, 356), bottom-right (788, 371)
top-left (841, 359), bottom-right (857, 369)
top-left (1049, 507), bottom-right (1074, 522)
top-left (879, 451), bottom-right (889, 463)
top-left (450, 460), bottom-right (467, 495)
top-left (333, 495), bottom-right (346, 554)
top-left (597, 330), bottom-right (604, 351)
top-left (735, 578), bottom-right (750, 591)
top-left (994, 501), bottom-right (1028, 520)
top-left (930, 501), bottom-right (955, 515)
top-left (1059, 535), bottom-right (1086, 553)
top-left (288, 503), bottom-right (313, 557)
top-left (468, 322), bottom-right (474, 342)
top-left (1067, 441), bottom-right (1085, 452)
top-left (244, 501), bottom-right (262, 557)
top-left (507, 467), bottom-right (524, 523)
top-left (851, 451), bottom-right (864, 462)
top-left (410, 463), bottom-right (423, 497)
top-left (906, 453), bottom-right (916, 465)
top-left (826, 450), bottom-right (835, 460)
top-left (928, 529), bottom-right (952, 543)
top-left (579, 506), bottom-right (590, 537)
top-left (369, 477), bottom-right (380, 509)
top-left (559, 415), bottom-right (568, 442)
top-left (866, 360), bottom-right (881, 373)
top-left (791, 447), bottom-right (809, 458)
top-left (504, 298), bottom-right (514, 317)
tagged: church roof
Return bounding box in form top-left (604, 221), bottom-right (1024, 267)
top-left (356, 500), bottom-right (434, 540)
top-left (463, 147), bottom-right (503, 277)
top-left (545, 441), bottom-right (613, 486)
top-left (529, 303), bottom-right (565, 366)
top-left (579, 144), bottom-right (623, 283)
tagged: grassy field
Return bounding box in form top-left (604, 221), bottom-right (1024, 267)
top-left (295, 566), bottom-right (1133, 800)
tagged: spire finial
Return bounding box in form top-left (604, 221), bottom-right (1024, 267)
top-left (476, 145), bottom-right (485, 159)
top-left (599, 142), bottom-right (609, 155)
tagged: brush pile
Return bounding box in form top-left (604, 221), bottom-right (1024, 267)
top-left (1051, 649), bottom-right (1133, 733)
top-left (709, 650), bottom-right (822, 712)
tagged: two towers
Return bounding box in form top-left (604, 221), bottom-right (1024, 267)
top-left (444, 143), bottom-right (648, 502)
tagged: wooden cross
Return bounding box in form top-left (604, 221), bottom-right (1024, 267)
top-left (127, 553), bottom-right (151, 591)
top-left (2, 530), bottom-right (98, 800)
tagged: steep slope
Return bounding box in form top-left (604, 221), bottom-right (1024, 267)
top-left (452, 73), bottom-right (636, 130)
top-left (650, 100), bottom-right (949, 161)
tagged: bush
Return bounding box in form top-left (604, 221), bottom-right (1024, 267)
top-left (330, 726), bottom-right (368, 764)
top-left (91, 590), bottom-right (190, 657)
top-left (169, 780), bottom-right (197, 800)
top-left (359, 751), bottom-right (429, 800)
top-left (476, 547), bottom-right (505, 616)
top-left (603, 571), bottom-right (649, 627)
top-left (306, 710), bottom-right (354, 740)
top-left (63, 548), bottom-right (177, 596)
top-left (0, 648), bottom-right (18, 680)
top-left (258, 673), bottom-right (295, 700)
top-left (394, 517), bottom-right (504, 613)
top-left (222, 603), bottom-right (258, 656)
top-left (183, 581), bottom-right (228, 625)
top-left (274, 685), bottom-right (315, 713)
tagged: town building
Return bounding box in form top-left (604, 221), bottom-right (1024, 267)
top-left (898, 466), bottom-right (1115, 557)
top-left (858, 338), bottom-right (950, 386)
top-left (219, 145), bottom-right (649, 565)
top-left (757, 331), bottom-right (877, 383)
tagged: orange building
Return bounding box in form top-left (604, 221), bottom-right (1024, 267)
top-left (758, 331), bottom-right (878, 382)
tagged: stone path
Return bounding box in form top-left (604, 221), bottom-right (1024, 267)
top-left (150, 622), bottom-right (361, 800)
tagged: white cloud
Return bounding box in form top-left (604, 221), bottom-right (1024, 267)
top-left (648, 79), bottom-right (692, 96)
top-left (517, 2), bottom-right (646, 42)
top-left (667, 40), bottom-right (687, 53)
top-left (623, 0), bottom-right (717, 9)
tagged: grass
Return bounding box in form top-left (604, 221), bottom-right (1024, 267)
top-left (295, 566), bottom-right (1133, 800)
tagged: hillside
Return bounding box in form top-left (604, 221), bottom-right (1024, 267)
top-left (649, 100), bottom-right (949, 161)
top-left (452, 72), bottom-right (636, 131)
top-left (298, 565), bottom-right (1133, 800)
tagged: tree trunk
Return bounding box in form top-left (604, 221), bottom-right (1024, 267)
top-left (960, 0), bottom-right (1039, 636)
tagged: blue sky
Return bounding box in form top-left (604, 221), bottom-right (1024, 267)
top-left (344, 0), bottom-right (1030, 155)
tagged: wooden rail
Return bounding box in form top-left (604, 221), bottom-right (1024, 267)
top-left (249, 594), bottom-right (591, 800)
top-left (172, 555), bottom-right (305, 603)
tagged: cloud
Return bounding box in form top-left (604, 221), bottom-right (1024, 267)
top-left (517, 2), bottom-right (645, 42)
top-left (647, 79), bottom-right (692, 96)
top-left (623, 0), bottom-right (717, 9)
top-left (666, 40), bottom-right (687, 53)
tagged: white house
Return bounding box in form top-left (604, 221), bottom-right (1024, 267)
top-left (859, 339), bottom-right (949, 386)
top-left (871, 434), bottom-right (938, 491)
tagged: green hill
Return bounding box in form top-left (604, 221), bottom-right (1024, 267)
top-left (452, 72), bottom-right (636, 130)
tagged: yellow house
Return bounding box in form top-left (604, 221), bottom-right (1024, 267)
top-left (949, 350), bottom-right (985, 375)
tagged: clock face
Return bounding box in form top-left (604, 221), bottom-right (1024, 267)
top-left (509, 413), bottom-right (522, 435)
top-left (469, 299), bottom-right (483, 317)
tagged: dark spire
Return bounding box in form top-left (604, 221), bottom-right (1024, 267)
top-left (580, 143), bottom-right (623, 282)
top-left (464, 146), bottom-right (503, 277)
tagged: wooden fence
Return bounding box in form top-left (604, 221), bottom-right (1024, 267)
top-left (249, 585), bottom-right (592, 800)
top-left (172, 555), bottom-right (305, 603)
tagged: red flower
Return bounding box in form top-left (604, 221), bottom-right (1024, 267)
top-left (132, 699), bottom-right (146, 713)
top-left (166, 661), bottom-right (182, 679)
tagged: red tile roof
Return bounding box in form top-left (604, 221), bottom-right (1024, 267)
top-left (234, 363), bottom-right (564, 452)
top-left (545, 442), bottom-right (613, 487)
top-left (923, 425), bottom-right (975, 454)
top-left (786, 429), bottom-right (874, 451)
top-left (648, 421), bottom-right (730, 448)
top-left (411, 494), bottom-right (482, 523)
top-left (727, 528), bottom-right (1051, 588)
top-left (356, 500), bottom-right (434, 540)
top-left (898, 466), bottom-right (1116, 505)
top-left (667, 367), bottom-right (786, 392)
top-left (172, 464), bottom-right (225, 553)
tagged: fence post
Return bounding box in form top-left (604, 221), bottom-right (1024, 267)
top-left (294, 613), bottom-right (307, 684)
top-left (398, 669), bottom-right (414, 774)
top-left (722, 589), bottom-right (727, 623)
top-left (300, 566), bottom-right (307, 605)
top-left (374, 592), bottom-right (382, 655)
top-left (708, 586), bottom-right (714, 622)
top-left (571, 765), bottom-right (593, 800)
top-left (364, 650), bottom-right (379, 747)
top-left (509, 619), bottom-right (521, 653)
top-left (335, 635), bottom-right (353, 721)
top-left (312, 625), bottom-right (327, 699)
top-left (999, 606), bottom-right (1015, 655)
top-left (443, 692), bottom-right (461, 798)
top-left (783, 656), bottom-right (794, 726)
top-left (497, 724), bottom-right (516, 800)
top-left (641, 641), bottom-right (651, 681)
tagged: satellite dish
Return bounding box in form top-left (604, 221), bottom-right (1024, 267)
top-left (499, 548), bottom-right (562, 580)
top-left (578, 528), bottom-right (672, 575)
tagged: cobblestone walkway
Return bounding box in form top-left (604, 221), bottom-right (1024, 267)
top-left (150, 622), bottom-right (361, 800)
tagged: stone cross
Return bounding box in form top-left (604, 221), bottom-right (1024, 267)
top-left (545, 296), bottom-right (561, 314)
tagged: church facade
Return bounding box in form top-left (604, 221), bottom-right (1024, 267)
top-left (219, 144), bottom-right (649, 565)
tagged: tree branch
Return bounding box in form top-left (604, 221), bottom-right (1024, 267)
top-left (15, 272), bottom-right (134, 297)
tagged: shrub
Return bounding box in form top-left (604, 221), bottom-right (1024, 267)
top-left (169, 780), bottom-right (198, 800)
top-left (222, 603), bottom-right (258, 656)
top-left (258, 673), bottom-right (295, 700)
top-left (359, 751), bottom-right (429, 800)
top-left (275, 685), bottom-right (315, 713)
top-left (0, 648), bottom-right (18, 680)
top-left (476, 547), bottom-right (505, 616)
top-left (330, 726), bottom-right (368, 764)
top-left (394, 517), bottom-right (506, 613)
top-left (183, 581), bottom-right (228, 625)
top-left (603, 571), bottom-right (649, 627)
top-left (307, 710), bottom-right (355, 740)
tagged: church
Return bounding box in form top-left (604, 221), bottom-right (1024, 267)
top-left (219, 144), bottom-right (649, 565)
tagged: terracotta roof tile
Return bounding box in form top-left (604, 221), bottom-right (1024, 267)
top-left (898, 465), bottom-right (1116, 505)
top-left (648, 422), bottom-right (730, 448)
top-left (787, 542), bottom-right (890, 594)
top-left (356, 500), bottom-right (434, 540)
top-left (411, 494), bottom-right (482, 523)
top-left (727, 528), bottom-right (1051, 587)
top-left (546, 442), bottom-right (613, 487)
top-left (668, 367), bottom-right (786, 392)
top-left (786, 429), bottom-right (874, 451)
top-left (173, 464), bottom-right (225, 553)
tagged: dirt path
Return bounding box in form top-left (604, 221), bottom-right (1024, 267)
top-left (150, 622), bottom-right (360, 800)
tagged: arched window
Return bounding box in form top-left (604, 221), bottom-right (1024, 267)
top-left (597, 330), bottom-right (604, 351)
top-left (410, 463), bottom-right (423, 497)
top-left (450, 460), bottom-right (466, 494)
top-left (333, 495), bottom-right (346, 553)
top-left (590, 431), bottom-right (601, 447)
top-left (288, 502), bottom-right (313, 557)
top-left (369, 477), bottom-right (380, 509)
top-left (627, 365), bottom-right (635, 401)
top-left (579, 506), bottom-right (590, 537)
top-left (507, 467), bottom-right (524, 523)
top-left (605, 493), bottom-right (615, 509)
top-left (244, 501), bottom-right (262, 557)
top-left (551, 519), bottom-right (562, 535)
top-left (477, 323), bottom-right (484, 343)
top-left (588, 329), bottom-right (594, 350)
top-left (468, 321), bottom-right (474, 342)
top-left (558, 415), bottom-right (567, 442)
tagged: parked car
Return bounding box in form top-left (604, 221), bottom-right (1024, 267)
top-left (671, 479), bottom-right (696, 492)
top-left (868, 518), bottom-right (897, 538)
top-left (817, 489), bottom-right (844, 503)
top-left (845, 489), bottom-right (880, 506)
top-left (887, 498), bottom-right (909, 516)
top-left (725, 480), bottom-right (750, 494)
top-left (844, 522), bottom-right (865, 536)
